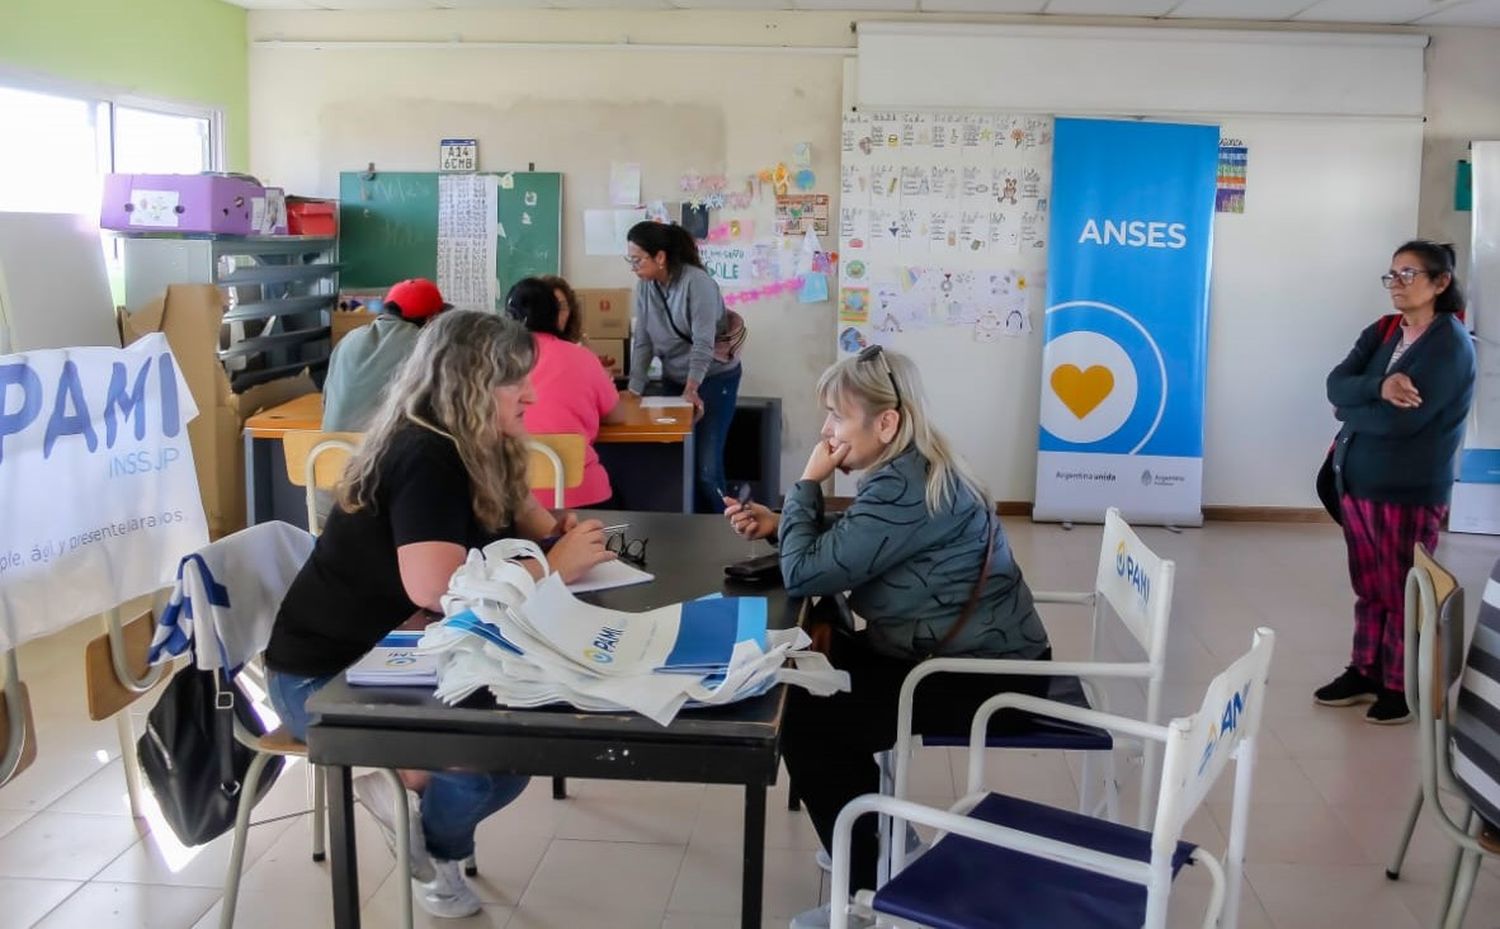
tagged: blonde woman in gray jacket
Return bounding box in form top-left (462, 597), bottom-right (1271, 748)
top-left (725, 347), bottom-right (1050, 927)
top-left (625, 221), bottom-right (741, 513)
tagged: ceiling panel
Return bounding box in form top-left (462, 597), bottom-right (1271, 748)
top-left (1164, 0), bottom-right (1313, 19)
top-left (431, 0), bottom-right (554, 8)
top-left (1411, 0), bottom-right (1500, 22)
top-left (1043, 0), bottom-right (1179, 15)
top-left (794, 0), bottom-right (917, 8)
top-left (229, 0), bottom-right (323, 8)
top-left (918, 0), bottom-right (1048, 12)
top-left (302, 0), bottom-right (441, 8)
top-left (669, 0), bottom-right (785, 8)
top-left (1293, 0), bottom-right (1475, 22)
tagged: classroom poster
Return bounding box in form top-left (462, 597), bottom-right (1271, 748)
top-left (0, 335), bottom-right (210, 651)
top-left (1216, 140), bottom-right (1248, 214)
top-left (1033, 118), bottom-right (1219, 526)
top-left (836, 109), bottom-right (1052, 350)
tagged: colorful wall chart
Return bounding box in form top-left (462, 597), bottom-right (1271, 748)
top-left (836, 110), bottom-right (1053, 350)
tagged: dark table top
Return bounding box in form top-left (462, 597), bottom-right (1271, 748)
top-left (306, 512), bottom-right (799, 745)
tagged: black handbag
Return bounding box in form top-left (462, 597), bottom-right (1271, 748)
top-left (137, 666), bottom-right (284, 847)
top-left (1317, 446), bottom-right (1342, 526)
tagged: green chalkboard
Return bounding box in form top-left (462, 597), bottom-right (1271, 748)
top-left (338, 170), bottom-right (562, 304)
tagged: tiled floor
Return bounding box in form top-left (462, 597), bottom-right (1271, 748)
top-left (3, 518), bottom-right (1500, 928)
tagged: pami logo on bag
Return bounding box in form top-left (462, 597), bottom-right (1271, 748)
top-left (583, 626), bottom-right (625, 664)
top-left (1115, 540), bottom-right (1151, 604)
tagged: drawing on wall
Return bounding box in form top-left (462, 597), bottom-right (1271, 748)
top-left (837, 108), bottom-right (1052, 354)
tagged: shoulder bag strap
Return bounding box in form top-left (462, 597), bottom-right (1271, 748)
top-left (929, 511), bottom-right (995, 658)
top-left (657, 280), bottom-right (695, 346)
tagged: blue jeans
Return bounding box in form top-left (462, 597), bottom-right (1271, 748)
top-left (267, 668), bottom-right (530, 861)
top-left (666, 364), bottom-right (742, 514)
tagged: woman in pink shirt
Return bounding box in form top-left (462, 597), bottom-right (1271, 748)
top-left (505, 277), bottom-right (627, 507)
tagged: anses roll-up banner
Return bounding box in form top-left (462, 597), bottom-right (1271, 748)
top-left (1035, 118), bottom-right (1219, 526)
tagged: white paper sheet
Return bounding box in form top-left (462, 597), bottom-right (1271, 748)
top-left (638, 396), bottom-right (692, 409)
top-left (565, 559), bottom-right (655, 594)
top-left (584, 208), bottom-right (647, 256)
top-left (610, 162), bottom-right (643, 207)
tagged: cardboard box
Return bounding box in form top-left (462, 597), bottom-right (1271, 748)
top-left (585, 338), bottom-right (626, 378)
top-left (330, 309), bottom-right (377, 348)
top-left (119, 284), bottom-right (316, 538)
top-left (575, 288), bottom-right (631, 339)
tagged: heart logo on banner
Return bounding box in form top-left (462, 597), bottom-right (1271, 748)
top-left (1050, 364), bottom-right (1115, 419)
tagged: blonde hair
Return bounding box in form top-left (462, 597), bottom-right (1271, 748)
top-left (817, 348), bottom-right (991, 514)
top-left (338, 311), bottom-right (536, 531)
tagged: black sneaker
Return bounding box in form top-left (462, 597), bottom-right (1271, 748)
top-left (1314, 666), bottom-right (1380, 706)
top-left (1366, 690), bottom-right (1412, 725)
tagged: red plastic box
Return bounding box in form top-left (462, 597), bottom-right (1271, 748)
top-left (286, 197), bottom-right (336, 237)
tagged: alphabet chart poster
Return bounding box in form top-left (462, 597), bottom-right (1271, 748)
top-left (837, 110), bottom-right (1053, 353)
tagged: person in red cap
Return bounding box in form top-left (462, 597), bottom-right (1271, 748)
top-left (323, 278), bottom-right (453, 431)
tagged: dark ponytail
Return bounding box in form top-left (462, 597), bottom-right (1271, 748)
top-left (627, 221), bottom-right (704, 278)
top-left (1394, 239), bottom-right (1466, 316)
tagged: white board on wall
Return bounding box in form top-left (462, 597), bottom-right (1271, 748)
top-left (0, 212), bottom-right (119, 354)
top-left (852, 23), bottom-right (1425, 508)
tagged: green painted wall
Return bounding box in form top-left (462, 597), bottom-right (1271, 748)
top-left (0, 0), bottom-right (249, 170)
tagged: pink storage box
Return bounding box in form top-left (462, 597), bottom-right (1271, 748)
top-left (101, 174), bottom-right (264, 235)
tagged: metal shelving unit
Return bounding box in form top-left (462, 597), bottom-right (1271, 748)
top-left (120, 234), bottom-right (338, 390)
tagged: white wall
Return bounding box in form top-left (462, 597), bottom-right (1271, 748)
top-left (1420, 27), bottom-right (1500, 284)
top-left (247, 11), bottom-right (1500, 506)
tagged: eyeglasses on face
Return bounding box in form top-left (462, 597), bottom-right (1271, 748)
top-left (606, 532), bottom-right (648, 566)
top-left (624, 255), bottom-right (646, 269)
top-left (1381, 268), bottom-right (1429, 289)
top-left (856, 344), bottom-right (903, 412)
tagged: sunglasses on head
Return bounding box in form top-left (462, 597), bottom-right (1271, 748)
top-left (857, 344), bottom-right (903, 412)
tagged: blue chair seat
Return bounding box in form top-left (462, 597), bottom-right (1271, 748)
top-left (873, 793), bottom-right (1197, 929)
top-left (922, 675), bottom-right (1115, 752)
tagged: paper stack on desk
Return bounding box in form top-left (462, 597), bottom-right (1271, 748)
top-left (413, 539), bottom-right (848, 725)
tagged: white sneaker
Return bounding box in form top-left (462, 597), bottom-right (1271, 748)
top-left (414, 859), bottom-right (483, 919)
top-left (789, 903), bottom-right (875, 929)
top-left (352, 771), bottom-right (435, 882)
top-left (815, 824), bottom-right (925, 873)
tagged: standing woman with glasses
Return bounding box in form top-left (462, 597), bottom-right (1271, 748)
top-left (1315, 241), bottom-right (1475, 725)
top-left (624, 221), bottom-right (742, 513)
top-left (725, 347), bottom-right (1051, 927)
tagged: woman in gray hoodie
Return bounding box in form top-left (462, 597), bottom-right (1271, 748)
top-left (725, 347), bottom-right (1050, 927)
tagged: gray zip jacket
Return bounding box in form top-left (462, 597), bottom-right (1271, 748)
top-left (778, 448), bottom-right (1050, 660)
top-left (628, 264), bottom-right (739, 393)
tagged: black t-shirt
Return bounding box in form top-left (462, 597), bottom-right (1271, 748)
top-left (266, 424), bottom-right (510, 677)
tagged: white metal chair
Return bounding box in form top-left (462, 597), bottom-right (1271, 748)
top-left (888, 506), bottom-right (1176, 880)
top-left (1393, 545), bottom-right (1500, 928)
top-left (828, 627), bottom-right (1275, 929)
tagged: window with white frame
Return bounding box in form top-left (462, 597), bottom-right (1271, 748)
top-left (0, 82), bottom-right (220, 215)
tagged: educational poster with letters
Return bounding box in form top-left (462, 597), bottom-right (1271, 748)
top-left (836, 110), bottom-right (1053, 358)
top-left (0, 335), bottom-right (210, 652)
top-left (1034, 118), bottom-right (1219, 526)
